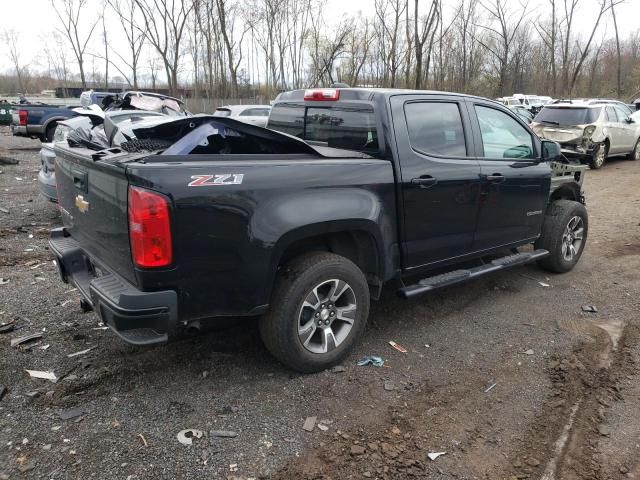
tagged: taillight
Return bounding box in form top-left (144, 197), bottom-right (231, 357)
top-left (128, 186), bottom-right (173, 268)
top-left (304, 89), bottom-right (340, 101)
top-left (18, 110), bottom-right (28, 126)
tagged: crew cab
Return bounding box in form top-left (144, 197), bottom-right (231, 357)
top-left (49, 88), bottom-right (588, 373)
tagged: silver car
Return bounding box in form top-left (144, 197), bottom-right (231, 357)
top-left (531, 101), bottom-right (640, 169)
top-left (213, 105), bottom-right (272, 127)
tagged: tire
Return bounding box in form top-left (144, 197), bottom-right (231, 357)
top-left (259, 252), bottom-right (370, 373)
top-left (45, 122), bottom-right (57, 143)
top-left (589, 141), bottom-right (608, 169)
top-left (630, 138), bottom-right (640, 161)
top-left (535, 200), bottom-right (588, 273)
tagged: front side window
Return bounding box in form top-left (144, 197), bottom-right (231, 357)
top-left (475, 105), bottom-right (534, 159)
top-left (404, 102), bottom-right (467, 157)
top-left (240, 108), bottom-right (270, 117)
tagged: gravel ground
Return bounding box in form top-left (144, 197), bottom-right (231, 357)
top-left (0, 126), bottom-right (639, 479)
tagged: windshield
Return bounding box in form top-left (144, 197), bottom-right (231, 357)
top-left (534, 107), bottom-right (601, 126)
top-left (268, 104), bottom-right (378, 154)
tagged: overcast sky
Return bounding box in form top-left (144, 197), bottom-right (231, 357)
top-left (1, 0), bottom-right (638, 78)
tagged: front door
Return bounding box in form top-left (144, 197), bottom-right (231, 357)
top-left (390, 95), bottom-right (481, 269)
top-left (468, 101), bottom-right (551, 251)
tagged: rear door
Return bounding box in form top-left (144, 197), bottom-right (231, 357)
top-left (467, 100), bottom-right (550, 251)
top-left (613, 105), bottom-right (635, 152)
top-left (390, 95), bottom-right (481, 269)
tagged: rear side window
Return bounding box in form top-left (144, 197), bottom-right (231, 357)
top-left (535, 107), bottom-right (601, 125)
top-left (240, 108), bottom-right (270, 117)
top-left (613, 106), bottom-right (630, 122)
top-left (268, 104), bottom-right (378, 154)
top-left (404, 102), bottom-right (467, 157)
top-left (475, 105), bottom-right (534, 159)
top-left (214, 108), bottom-right (231, 117)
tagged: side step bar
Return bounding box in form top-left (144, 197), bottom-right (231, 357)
top-left (398, 249), bottom-right (549, 299)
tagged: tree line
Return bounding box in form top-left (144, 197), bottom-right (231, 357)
top-left (1, 0), bottom-right (639, 102)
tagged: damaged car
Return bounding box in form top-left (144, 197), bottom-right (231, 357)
top-left (38, 92), bottom-right (190, 202)
top-left (531, 101), bottom-right (640, 169)
top-left (49, 88), bottom-right (589, 373)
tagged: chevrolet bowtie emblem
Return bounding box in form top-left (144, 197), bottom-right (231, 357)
top-left (75, 195), bottom-right (89, 213)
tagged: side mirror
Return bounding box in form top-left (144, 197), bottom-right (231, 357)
top-left (626, 117), bottom-right (635, 124)
top-left (541, 139), bottom-right (562, 162)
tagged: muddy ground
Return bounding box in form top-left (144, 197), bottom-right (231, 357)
top-left (0, 126), bottom-right (639, 480)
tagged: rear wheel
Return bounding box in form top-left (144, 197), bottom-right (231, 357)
top-left (535, 200), bottom-right (588, 273)
top-left (630, 139), bottom-right (640, 161)
top-left (260, 252), bottom-right (370, 373)
top-left (589, 142), bottom-right (608, 169)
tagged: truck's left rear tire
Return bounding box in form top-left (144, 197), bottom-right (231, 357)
top-left (260, 252), bottom-right (370, 373)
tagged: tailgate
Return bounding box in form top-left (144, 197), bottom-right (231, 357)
top-left (54, 144), bottom-right (136, 284)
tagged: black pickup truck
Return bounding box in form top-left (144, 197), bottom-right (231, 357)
top-left (49, 88), bottom-right (588, 372)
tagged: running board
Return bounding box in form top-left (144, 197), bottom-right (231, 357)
top-left (398, 249), bottom-right (549, 299)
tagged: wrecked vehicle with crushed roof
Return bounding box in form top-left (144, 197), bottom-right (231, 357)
top-left (49, 88), bottom-right (588, 373)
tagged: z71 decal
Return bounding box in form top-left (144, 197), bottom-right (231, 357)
top-left (188, 174), bottom-right (245, 187)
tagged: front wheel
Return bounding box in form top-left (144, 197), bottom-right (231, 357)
top-left (260, 252), bottom-right (370, 373)
top-left (535, 200), bottom-right (588, 273)
top-left (589, 142), bottom-right (608, 169)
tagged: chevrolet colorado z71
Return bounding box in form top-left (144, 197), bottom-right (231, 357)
top-left (49, 88), bottom-right (588, 372)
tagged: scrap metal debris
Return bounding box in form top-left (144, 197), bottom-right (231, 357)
top-left (582, 305), bottom-right (598, 313)
top-left (138, 433), bottom-right (148, 447)
top-left (0, 156), bottom-right (20, 165)
top-left (177, 429), bottom-right (203, 446)
top-left (0, 278), bottom-right (9, 285)
top-left (0, 208), bottom-right (8, 214)
top-left (384, 380), bottom-right (395, 391)
top-left (357, 356), bottom-right (385, 367)
top-left (25, 370), bottom-right (58, 382)
top-left (0, 385), bottom-right (6, 401)
top-left (524, 349), bottom-right (535, 355)
top-left (428, 452), bottom-right (447, 461)
top-left (389, 341), bottom-right (408, 353)
top-left (11, 332), bottom-right (43, 347)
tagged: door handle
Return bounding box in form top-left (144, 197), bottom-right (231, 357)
top-left (72, 170), bottom-right (88, 192)
top-left (411, 176), bottom-right (438, 188)
top-left (486, 174), bottom-right (506, 183)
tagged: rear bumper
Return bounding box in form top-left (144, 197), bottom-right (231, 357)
top-left (49, 228), bottom-right (178, 346)
top-left (11, 125), bottom-right (26, 136)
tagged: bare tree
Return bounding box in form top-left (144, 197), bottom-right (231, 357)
top-left (413, 0), bottom-right (440, 89)
top-left (476, 0), bottom-right (529, 96)
top-left (2, 29), bottom-right (31, 93)
top-left (107, 0), bottom-right (146, 89)
top-left (51, 0), bottom-right (99, 88)
top-left (134, 0), bottom-right (195, 95)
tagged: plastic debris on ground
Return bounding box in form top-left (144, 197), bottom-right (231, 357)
top-left (524, 349), bottom-right (535, 355)
top-left (0, 278), bottom-right (9, 284)
top-left (538, 281), bottom-right (550, 287)
top-left (0, 320), bottom-right (16, 334)
top-left (357, 356), bottom-right (385, 367)
top-left (58, 406), bottom-right (89, 420)
top-left (484, 382), bottom-right (497, 393)
top-left (67, 346), bottom-right (97, 358)
top-left (582, 305), bottom-right (598, 313)
top-left (11, 333), bottom-right (43, 347)
top-left (25, 370), bottom-right (58, 382)
top-left (428, 452), bottom-right (447, 461)
top-left (384, 380), bottom-right (395, 391)
top-left (0, 385), bottom-right (6, 401)
top-left (177, 429), bottom-right (204, 446)
top-left (209, 430), bottom-right (238, 438)
top-left (388, 341), bottom-right (408, 353)
top-left (302, 416), bottom-right (317, 432)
